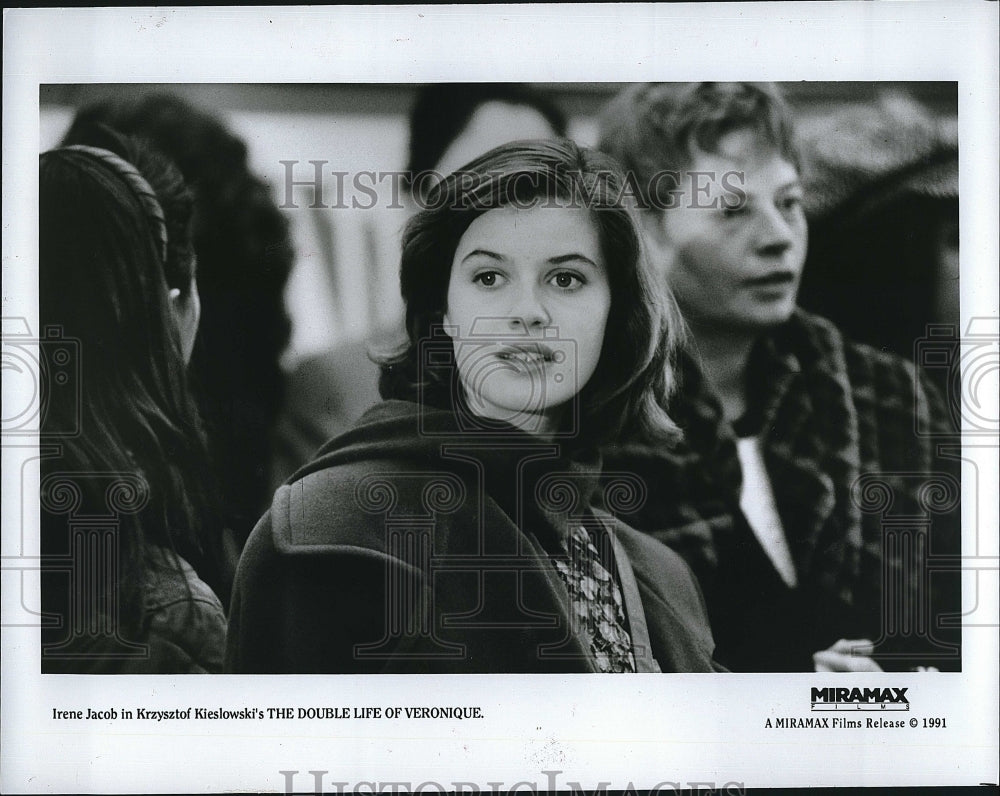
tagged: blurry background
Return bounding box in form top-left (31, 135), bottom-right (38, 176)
top-left (40, 81), bottom-right (959, 368)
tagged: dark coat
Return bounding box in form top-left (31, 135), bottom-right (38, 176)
top-left (603, 310), bottom-right (962, 672)
top-left (226, 400), bottom-right (721, 673)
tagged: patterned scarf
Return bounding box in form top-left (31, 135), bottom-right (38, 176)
top-left (552, 523), bottom-right (636, 673)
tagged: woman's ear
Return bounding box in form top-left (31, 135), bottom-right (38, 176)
top-left (168, 278), bottom-right (201, 364)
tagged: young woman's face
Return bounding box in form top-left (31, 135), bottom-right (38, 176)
top-left (651, 128), bottom-right (807, 336)
top-left (445, 204), bottom-right (611, 435)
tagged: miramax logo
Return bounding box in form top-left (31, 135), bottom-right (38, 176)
top-left (811, 687), bottom-right (909, 711)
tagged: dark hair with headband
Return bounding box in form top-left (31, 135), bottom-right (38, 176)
top-left (61, 124), bottom-right (198, 299)
top-left (39, 139), bottom-right (223, 654)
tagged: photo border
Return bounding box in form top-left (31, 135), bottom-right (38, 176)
top-left (3, 5), bottom-right (998, 793)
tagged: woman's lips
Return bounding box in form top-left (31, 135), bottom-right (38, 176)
top-left (745, 271), bottom-right (797, 287)
top-left (495, 342), bottom-right (556, 364)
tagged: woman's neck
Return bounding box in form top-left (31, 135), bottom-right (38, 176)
top-left (510, 410), bottom-right (560, 440)
top-left (686, 321), bottom-right (758, 424)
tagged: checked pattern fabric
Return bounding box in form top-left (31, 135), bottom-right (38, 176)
top-left (553, 524), bottom-right (636, 673)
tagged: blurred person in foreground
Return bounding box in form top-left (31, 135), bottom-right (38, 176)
top-left (40, 136), bottom-right (227, 673)
top-left (597, 82), bottom-right (961, 672)
top-left (63, 94), bottom-right (295, 569)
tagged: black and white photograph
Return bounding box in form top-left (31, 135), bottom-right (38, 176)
top-left (3, 5), bottom-right (998, 794)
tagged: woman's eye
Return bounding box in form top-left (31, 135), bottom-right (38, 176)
top-left (473, 271), bottom-right (504, 287)
top-left (722, 203), bottom-right (747, 219)
top-left (779, 195), bottom-right (803, 213)
top-left (550, 272), bottom-right (584, 290)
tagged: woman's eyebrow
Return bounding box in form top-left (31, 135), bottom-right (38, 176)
top-left (460, 248), bottom-right (505, 264)
top-left (548, 253), bottom-right (600, 268)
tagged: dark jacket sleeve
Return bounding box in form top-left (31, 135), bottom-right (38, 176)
top-left (45, 559), bottom-right (227, 675)
top-left (142, 578), bottom-right (227, 674)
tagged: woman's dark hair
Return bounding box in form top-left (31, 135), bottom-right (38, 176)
top-left (598, 82), bottom-right (800, 211)
top-left (404, 83), bottom-right (567, 200)
top-left (62, 94), bottom-right (295, 546)
top-left (39, 141), bottom-right (221, 649)
top-left (379, 138), bottom-right (681, 447)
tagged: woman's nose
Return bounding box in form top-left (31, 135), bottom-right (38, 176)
top-left (755, 205), bottom-right (796, 256)
top-left (507, 284), bottom-right (551, 328)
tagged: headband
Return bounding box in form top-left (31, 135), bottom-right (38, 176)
top-left (61, 144), bottom-right (169, 265)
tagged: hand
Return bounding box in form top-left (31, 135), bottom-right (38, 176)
top-left (813, 638), bottom-right (884, 672)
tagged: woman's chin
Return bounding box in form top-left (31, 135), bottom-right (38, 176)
top-left (467, 391), bottom-right (565, 436)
